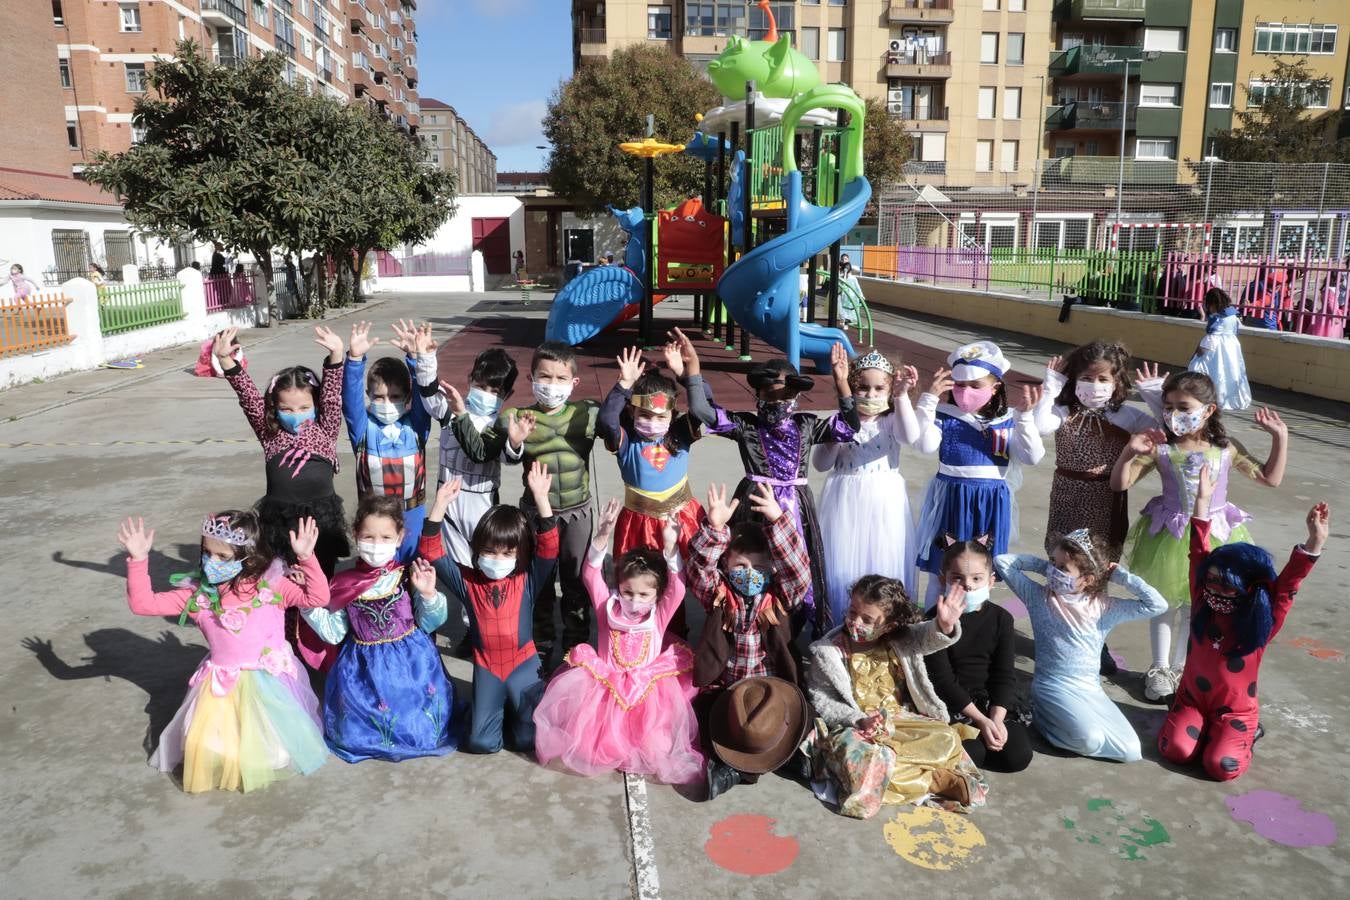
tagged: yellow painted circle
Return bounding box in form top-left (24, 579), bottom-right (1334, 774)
top-left (882, 807), bottom-right (987, 871)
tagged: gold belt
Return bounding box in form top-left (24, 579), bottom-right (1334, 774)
top-left (623, 482), bottom-right (693, 517)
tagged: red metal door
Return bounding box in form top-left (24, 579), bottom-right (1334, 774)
top-left (471, 217), bottom-right (511, 274)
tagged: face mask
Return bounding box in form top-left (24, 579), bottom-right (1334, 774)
top-left (1047, 564), bottom-right (1081, 597)
top-left (757, 398), bottom-right (797, 426)
top-left (952, 385), bottom-right (995, 414)
top-left (1074, 380), bottom-right (1114, 409)
top-left (202, 555), bottom-right (244, 585)
top-left (633, 416), bottom-right (671, 440)
top-left (1167, 408), bottom-right (1209, 436)
top-left (618, 596), bottom-right (656, 619)
top-left (369, 400), bottom-right (406, 425)
top-left (476, 555), bottom-right (516, 580)
top-left (1203, 588), bottom-right (1238, 615)
top-left (846, 619), bottom-right (883, 642)
top-left (856, 397), bottom-right (890, 416)
top-left (277, 409), bottom-right (315, 433)
top-left (532, 381), bottom-right (573, 409)
top-left (356, 540), bottom-right (399, 568)
top-left (727, 566), bottom-right (769, 598)
top-left (465, 388), bottom-right (502, 418)
top-left (962, 586), bottom-right (991, 612)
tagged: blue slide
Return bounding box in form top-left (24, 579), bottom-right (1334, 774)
top-left (544, 264), bottom-right (646, 345)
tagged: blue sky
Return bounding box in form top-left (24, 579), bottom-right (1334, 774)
top-left (417, 1), bottom-right (573, 172)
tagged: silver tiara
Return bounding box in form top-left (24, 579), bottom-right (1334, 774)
top-left (849, 349), bottom-right (895, 377)
top-left (201, 516), bottom-right (254, 548)
top-left (1063, 529), bottom-right (1097, 566)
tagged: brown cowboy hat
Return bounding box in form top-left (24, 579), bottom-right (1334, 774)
top-left (709, 676), bottom-right (809, 774)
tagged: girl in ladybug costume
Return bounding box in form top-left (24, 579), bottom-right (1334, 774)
top-left (1158, 463), bottom-right (1328, 781)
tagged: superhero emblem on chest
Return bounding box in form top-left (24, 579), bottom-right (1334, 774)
top-left (641, 443), bottom-right (671, 472)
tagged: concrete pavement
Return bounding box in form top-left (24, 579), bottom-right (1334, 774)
top-left (2, 290), bottom-right (1347, 898)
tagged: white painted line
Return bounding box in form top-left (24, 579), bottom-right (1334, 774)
top-left (624, 772), bottom-right (662, 900)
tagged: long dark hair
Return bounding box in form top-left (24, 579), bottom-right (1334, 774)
top-left (469, 505), bottom-right (534, 575)
top-left (1191, 542), bottom-right (1276, 657)
top-left (1054, 341), bottom-right (1131, 413)
top-left (263, 365), bottom-right (321, 436)
top-left (1162, 371), bottom-right (1229, 448)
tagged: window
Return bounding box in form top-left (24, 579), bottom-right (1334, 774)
top-left (975, 139), bottom-right (993, 172)
top-left (1276, 218), bottom-right (1333, 259)
top-left (647, 5), bottom-right (672, 40)
top-left (918, 133), bottom-right (946, 162)
top-left (801, 27), bottom-right (819, 61)
top-left (980, 33), bottom-right (998, 64)
top-left (1000, 140), bottom-right (1018, 173)
top-left (302, 34), bottom-right (313, 58)
top-left (58, 58), bottom-right (71, 89)
top-left (1249, 80), bottom-right (1330, 108)
top-left (1255, 23), bottom-right (1337, 55)
top-left (1209, 83), bottom-right (1233, 108)
top-left (124, 63), bottom-right (147, 93)
top-left (1007, 33), bottom-right (1024, 65)
top-left (66, 120), bottom-right (78, 149)
top-left (1139, 83), bottom-right (1180, 106)
top-left (119, 3), bottom-right (141, 33)
top-left (1009, 0), bottom-right (1025, 10)
top-left (1135, 138), bottom-right (1175, 159)
top-left (828, 28), bottom-right (847, 62)
top-left (829, 0), bottom-right (846, 5)
top-left (983, 0), bottom-right (999, 9)
top-left (431, 153), bottom-right (440, 165)
top-left (1035, 218), bottom-right (1091, 251)
top-left (1003, 86), bottom-right (1021, 119)
top-left (53, 0), bottom-right (63, 25)
top-left (685, 1), bottom-right (749, 37)
top-left (1053, 142), bottom-right (1075, 158)
top-left (131, 123), bottom-right (147, 144)
top-left (749, 3), bottom-right (793, 40)
top-left (1214, 28), bottom-right (1236, 52)
top-left (1143, 28), bottom-right (1185, 52)
top-left (977, 87), bottom-right (996, 119)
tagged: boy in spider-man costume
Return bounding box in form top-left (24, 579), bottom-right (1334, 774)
top-left (420, 462), bottom-right (558, 753)
top-left (1158, 462), bottom-right (1327, 781)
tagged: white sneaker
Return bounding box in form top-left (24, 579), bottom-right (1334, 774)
top-left (1143, 666), bottom-right (1176, 702)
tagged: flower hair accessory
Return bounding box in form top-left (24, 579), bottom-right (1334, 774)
top-left (630, 392), bottom-right (672, 412)
top-left (1063, 528), bottom-right (1097, 567)
top-left (202, 515), bottom-right (255, 548)
top-left (849, 349), bottom-right (895, 377)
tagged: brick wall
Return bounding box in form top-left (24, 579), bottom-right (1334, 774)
top-left (0, 1), bottom-right (72, 176)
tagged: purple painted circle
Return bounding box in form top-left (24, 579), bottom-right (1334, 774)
top-left (1226, 790), bottom-right (1338, 848)
top-left (1000, 596), bottom-right (1028, 619)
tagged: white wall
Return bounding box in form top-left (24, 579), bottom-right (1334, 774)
top-left (0, 205), bottom-right (181, 285)
top-left (414, 195), bottom-right (525, 259)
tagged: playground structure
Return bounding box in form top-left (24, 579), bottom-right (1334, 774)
top-left (545, 3), bottom-right (871, 372)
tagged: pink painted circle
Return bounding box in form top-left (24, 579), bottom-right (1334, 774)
top-left (704, 814), bottom-right (799, 876)
top-left (1226, 790), bottom-right (1338, 848)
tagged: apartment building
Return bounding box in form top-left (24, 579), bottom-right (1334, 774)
top-left (418, 99), bottom-right (498, 193)
top-left (50, 0), bottom-right (420, 174)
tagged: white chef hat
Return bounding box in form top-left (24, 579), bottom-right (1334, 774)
top-left (947, 340), bottom-right (1009, 382)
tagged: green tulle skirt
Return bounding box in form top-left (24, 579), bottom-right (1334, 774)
top-left (1124, 514), bottom-right (1253, 609)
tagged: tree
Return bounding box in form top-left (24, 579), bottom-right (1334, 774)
top-left (1205, 59), bottom-right (1349, 164)
top-left (544, 45), bottom-right (721, 214)
top-left (861, 98), bottom-right (913, 214)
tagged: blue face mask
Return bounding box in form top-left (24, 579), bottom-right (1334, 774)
top-left (202, 555), bottom-right (244, 585)
top-left (466, 387), bottom-right (502, 418)
top-left (277, 409), bottom-right (316, 433)
top-left (476, 555), bottom-right (516, 580)
top-left (962, 586), bottom-right (991, 613)
top-left (728, 566), bottom-right (770, 598)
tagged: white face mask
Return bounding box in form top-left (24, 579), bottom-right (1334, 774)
top-left (962, 586), bottom-right (991, 612)
top-left (532, 381), bottom-right (573, 409)
top-left (1074, 380), bottom-right (1114, 409)
top-left (356, 540), bottom-right (399, 568)
top-left (369, 400), bottom-right (405, 425)
top-left (476, 555), bottom-right (516, 580)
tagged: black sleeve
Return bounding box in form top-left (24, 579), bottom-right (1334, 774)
top-left (598, 384), bottom-right (629, 453)
top-left (924, 640), bottom-right (972, 718)
top-left (986, 607), bottom-right (1018, 712)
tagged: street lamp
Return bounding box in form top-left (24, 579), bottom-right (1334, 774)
top-left (1114, 57), bottom-right (1130, 248)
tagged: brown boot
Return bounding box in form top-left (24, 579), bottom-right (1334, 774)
top-left (928, 768), bottom-right (971, 806)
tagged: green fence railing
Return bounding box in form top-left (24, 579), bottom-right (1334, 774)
top-left (97, 279), bottom-right (186, 335)
top-left (986, 248), bottom-right (1162, 308)
top-left (749, 123), bottom-right (785, 207)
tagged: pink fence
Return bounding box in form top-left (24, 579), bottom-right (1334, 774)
top-left (1161, 253), bottom-right (1349, 337)
top-left (204, 273), bottom-right (259, 311)
top-left (376, 252), bottom-right (472, 277)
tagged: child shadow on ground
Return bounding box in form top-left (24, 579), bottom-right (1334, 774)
top-left (52, 544), bottom-right (200, 626)
top-left (22, 628), bottom-right (203, 757)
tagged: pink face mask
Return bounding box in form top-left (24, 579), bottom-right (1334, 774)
top-left (952, 385), bottom-right (995, 413)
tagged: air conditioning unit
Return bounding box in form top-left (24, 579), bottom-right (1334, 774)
top-left (888, 101), bottom-right (907, 115)
top-left (888, 39), bottom-right (903, 54)
top-left (888, 89), bottom-right (904, 103)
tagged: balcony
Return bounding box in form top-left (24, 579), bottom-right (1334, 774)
top-left (578, 25), bottom-right (607, 57)
top-left (1040, 156), bottom-right (1176, 186)
top-left (201, 0), bottom-right (247, 28)
top-left (1048, 44), bottom-right (1143, 77)
top-left (1046, 100), bottom-right (1136, 130)
top-left (888, 0), bottom-right (954, 25)
top-left (885, 49), bottom-right (951, 79)
top-left (1056, 0), bottom-right (1146, 22)
top-left (211, 48), bottom-right (244, 70)
top-left (888, 104), bottom-right (950, 132)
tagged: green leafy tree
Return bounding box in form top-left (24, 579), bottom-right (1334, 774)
top-left (544, 45), bottom-right (720, 214)
top-left (1206, 59), bottom-right (1348, 164)
top-left (861, 98), bottom-right (913, 187)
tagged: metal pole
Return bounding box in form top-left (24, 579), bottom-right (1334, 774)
top-left (1114, 59), bottom-right (1128, 245)
top-left (1030, 74), bottom-right (1045, 251)
top-left (711, 129), bottom-right (728, 334)
top-left (642, 153), bottom-right (655, 348)
top-left (806, 125), bottom-right (821, 323)
top-left (827, 109), bottom-right (845, 331)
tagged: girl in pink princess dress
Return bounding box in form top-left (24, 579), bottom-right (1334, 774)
top-left (119, 510), bottom-right (330, 794)
top-left (533, 499), bottom-right (703, 785)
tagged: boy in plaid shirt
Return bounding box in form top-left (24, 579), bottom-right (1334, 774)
top-left (689, 481), bottom-right (812, 797)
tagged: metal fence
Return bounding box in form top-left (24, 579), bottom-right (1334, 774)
top-left (97, 280), bottom-right (186, 335)
top-left (204, 272), bottom-right (261, 311)
top-left (1, 293), bottom-right (75, 358)
top-left (376, 252), bottom-right (471, 277)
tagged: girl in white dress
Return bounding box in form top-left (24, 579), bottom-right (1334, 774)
top-left (1189, 287), bottom-right (1251, 411)
top-left (812, 351), bottom-right (921, 629)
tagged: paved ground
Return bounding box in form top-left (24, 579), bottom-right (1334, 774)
top-left (2, 290), bottom-right (1348, 898)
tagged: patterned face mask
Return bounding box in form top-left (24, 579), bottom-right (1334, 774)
top-left (1203, 588), bottom-right (1239, 614)
top-left (202, 555), bottom-right (244, 585)
top-left (757, 398), bottom-right (797, 426)
top-left (1075, 380), bottom-right (1114, 409)
top-left (846, 619), bottom-right (883, 642)
top-left (532, 381), bottom-right (573, 409)
top-left (1167, 408), bottom-right (1208, 436)
top-left (727, 565), bottom-right (770, 598)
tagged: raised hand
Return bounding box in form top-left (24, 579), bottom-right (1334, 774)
top-left (347, 321), bottom-right (376, 358)
top-left (616, 346), bottom-right (646, 389)
top-left (314, 325), bottom-right (344, 361)
top-left (830, 342), bottom-right (850, 394)
top-left (594, 496), bottom-right (622, 545)
top-left (1134, 361), bottom-right (1168, 384)
top-left (507, 410), bottom-right (536, 447)
top-left (661, 514), bottom-right (680, 555)
top-left (212, 327), bottom-right (239, 362)
top-left (934, 582), bottom-right (965, 635)
top-left (289, 516), bottom-right (319, 561)
top-left (747, 482), bottom-right (784, 523)
top-left (1254, 406), bottom-right (1287, 439)
top-left (430, 476), bottom-right (463, 519)
top-left (438, 379), bottom-right (467, 416)
top-left (705, 483), bottom-right (740, 531)
top-left (893, 364), bottom-right (919, 397)
top-left (1306, 502), bottom-right (1330, 554)
top-left (1127, 427), bottom-right (1166, 456)
top-left (409, 558), bottom-right (438, 598)
top-left (1047, 355), bottom-right (1066, 374)
top-left (389, 318), bottom-right (418, 355)
top-left (1196, 462), bottom-right (1215, 501)
top-left (667, 327), bottom-right (701, 376)
top-left (927, 367), bottom-right (954, 398)
top-left (526, 460), bottom-right (553, 504)
top-left (117, 517), bottom-right (155, 561)
top-left (1014, 383), bottom-right (1044, 413)
top-left (661, 338), bottom-right (685, 378)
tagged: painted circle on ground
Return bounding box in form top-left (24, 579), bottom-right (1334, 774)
top-left (883, 806), bottom-right (987, 871)
top-left (1000, 596), bottom-right (1029, 619)
top-left (704, 814), bottom-right (799, 876)
top-left (1226, 790), bottom-right (1338, 848)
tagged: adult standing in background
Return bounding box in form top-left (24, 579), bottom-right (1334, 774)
top-left (209, 242), bottom-right (228, 276)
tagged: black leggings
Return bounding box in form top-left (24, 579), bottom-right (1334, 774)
top-left (961, 720), bottom-right (1034, 773)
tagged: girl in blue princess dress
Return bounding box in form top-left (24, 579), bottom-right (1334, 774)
top-left (1189, 287), bottom-right (1251, 411)
top-left (913, 340), bottom-right (1046, 607)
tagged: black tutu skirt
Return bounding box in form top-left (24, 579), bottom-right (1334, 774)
top-left (256, 492), bottom-right (349, 577)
